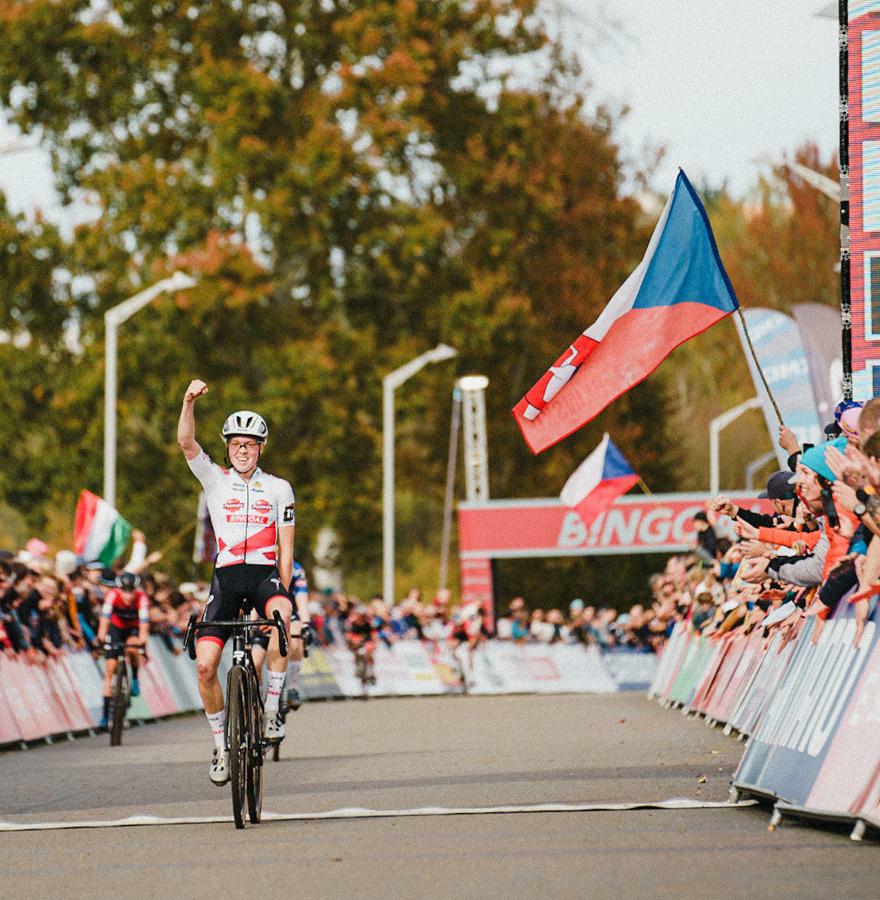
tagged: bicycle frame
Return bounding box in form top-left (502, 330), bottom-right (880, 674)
top-left (183, 612), bottom-right (289, 829)
top-left (104, 640), bottom-right (144, 746)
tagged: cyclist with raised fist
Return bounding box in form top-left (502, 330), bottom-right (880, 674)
top-left (177, 379), bottom-right (296, 786)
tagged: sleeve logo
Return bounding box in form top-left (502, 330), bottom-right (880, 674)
top-left (283, 502), bottom-right (296, 524)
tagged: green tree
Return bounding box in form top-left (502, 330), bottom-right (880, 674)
top-left (0, 1), bottom-right (671, 600)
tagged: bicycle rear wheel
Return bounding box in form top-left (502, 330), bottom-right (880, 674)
top-left (247, 685), bottom-right (263, 823)
top-left (109, 662), bottom-right (128, 747)
top-left (227, 667), bottom-right (248, 829)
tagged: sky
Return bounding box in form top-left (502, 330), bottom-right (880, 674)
top-left (571, 0), bottom-right (839, 195)
top-left (0, 0), bottom-right (840, 225)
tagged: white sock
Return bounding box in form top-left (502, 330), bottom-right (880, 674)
top-left (264, 670), bottom-right (286, 714)
top-left (288, 660), bottom-right (301, 690)
top-left (206, 710), bottom-right (226, 751)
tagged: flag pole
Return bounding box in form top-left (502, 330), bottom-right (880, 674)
top-left (735, 308), bottom-right (784, 426)
top-left (637, 477), bottom-right (652, 495)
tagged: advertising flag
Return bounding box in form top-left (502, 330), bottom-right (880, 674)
top-left (734, 307), bottom-right (824, 466)
top-left (513, 170), bottom-right (739, 453)
top-left (73, 490), bottom-right (132, 564)
top-left (559, 433), bottom-right (639, 525)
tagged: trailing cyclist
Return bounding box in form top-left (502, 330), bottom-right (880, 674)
top-left (178, 379), bottom-right (297, 786)
top-left (95, 571), bottom-right (149, 728)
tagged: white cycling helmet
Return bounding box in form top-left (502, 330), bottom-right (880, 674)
top-left (221, 410), bottom-right (268, 442)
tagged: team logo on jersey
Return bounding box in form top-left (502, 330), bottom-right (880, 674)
top-left (283, 502), bottom-right (296, 524)
top-left (223, 498), bottom-right (244, 513)
top-left (253, 499), bottom-right (272, 514)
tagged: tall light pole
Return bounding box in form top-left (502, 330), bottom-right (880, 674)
top-left (104, 271), bottom-right (197, 507)
top-left (382, 343), bottom-right (457, 604)
top-left (709, 397), bottom-right (762, 496)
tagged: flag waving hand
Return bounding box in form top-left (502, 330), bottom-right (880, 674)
top-left (514, 170), bottom-right (739, 453)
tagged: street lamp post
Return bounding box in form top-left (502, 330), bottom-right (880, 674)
top-left (104, 271), bottom-right (197, 507)
top-left (382, 343), bottom-right (457, 604)
top-left (709, 397), bottom-right (762, 496)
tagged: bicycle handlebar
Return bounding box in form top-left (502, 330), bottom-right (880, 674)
top-left (102, 640), bottom-right (146, 655)
top-left (183, 612), bottom-right (296, 659)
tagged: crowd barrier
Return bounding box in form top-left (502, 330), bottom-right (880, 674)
top-left (648, 601), bottom-right (880, 841)
top-left (0, 639), bottom-right (657, 748)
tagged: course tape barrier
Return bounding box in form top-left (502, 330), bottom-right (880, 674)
top-left (0, 640), bottom-right (658, 746)
top-left (649, 600), bottom-right (880, 841)
top-left (0, 797), bottom-right (757, 833)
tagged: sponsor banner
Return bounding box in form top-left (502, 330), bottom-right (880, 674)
top-left (390, 641), bottom-right (448, 695)
top-left (708, 633), bottom-right (765, 724)
top-left (66, 651), bottom-right (106, 725)
top-left (688, 636), bottom-right (731, 713)
top-left (149, 637), bottom-right (202, 711)
top-left (803, 625), bottom-right (880, 816)
top-left (735, 308), bottom-right (824, 463)
top-left (669, 636), bottom-right (715, 707)
top-left (469, 643), bottom-right (542, 694)
top-left (728, 633), bottom-right (797, 737)
top-left (323, 645), bottom-right (366, 697)
top-left (648, 623), bottom-right (689, 698)
top-left (1, 656), bottom-right (69, 739)
top-left (853, 763), bottom-right (880, 832)
top-left (30, 663), bottom-right (77, 733)
top-left (792, 303), bottom-right (842, 425)
top-left (0, 663), bottom-right (22, 744)
top-left (137, 655), bottom-right (179, 718)
top-left (298, 648), bottom-right (345, 700)
top-left (599, 647), bottom-right (659, 691)
top-left (467, 643), bottom-right (618, 695)
top-left (48, 657), bottom-right (94, 731)
top-left (734, 607), bottom-right (879, 805)
top-left (458, 494), bottom-right (770, 558)
top-left (426, 642), bottom-right (466, 692)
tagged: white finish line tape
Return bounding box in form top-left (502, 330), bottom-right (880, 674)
top-left (0, 797), bottom-right (756, 832)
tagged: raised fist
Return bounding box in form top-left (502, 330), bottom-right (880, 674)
top-left (184, 379), bottom-right (208, 402)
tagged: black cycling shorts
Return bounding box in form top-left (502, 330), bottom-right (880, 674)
top-left (198, 564), bottom-right (293, 646)
top-left (104, 624), bottom-right (140, 659)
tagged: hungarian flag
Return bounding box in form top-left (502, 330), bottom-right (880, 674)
top-left (514, 170), bottom-right (739, 453)
top-left (560, 434), bottom-right (639, 525)
top-left (74, 490), bottom-right (132, 564)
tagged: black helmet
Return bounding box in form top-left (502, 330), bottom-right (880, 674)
top-left (116, 571), bottom-right (140, 591)
top-left (99, 567), bottom-right (117, 587)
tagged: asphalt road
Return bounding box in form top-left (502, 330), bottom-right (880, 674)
top-left (1, 693), bottom-right (876, 899)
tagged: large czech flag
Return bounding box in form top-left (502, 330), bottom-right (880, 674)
top-left (560, 434), bottom-right (639, 525)
top-left (514, 170), bottom-right (739, 454)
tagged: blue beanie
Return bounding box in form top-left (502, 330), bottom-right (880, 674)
top-left (799, 437), bottom-right (847, 483)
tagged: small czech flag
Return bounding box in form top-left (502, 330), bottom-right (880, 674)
top-left (560, 434), bottom-right (639, 525)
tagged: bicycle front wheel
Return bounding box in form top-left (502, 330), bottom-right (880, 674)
top-left (227, 667), bottom-right (248, 829)
top-left (247, 683), bottom-right (263, 823)
top-left (110, 662), bottom-right (128, 747)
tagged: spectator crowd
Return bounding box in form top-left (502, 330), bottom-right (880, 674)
top-left (4, 397), bottom-right (878, 665)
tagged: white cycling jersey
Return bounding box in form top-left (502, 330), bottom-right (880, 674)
top-left (187, 450), bottom-right (295, 569)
